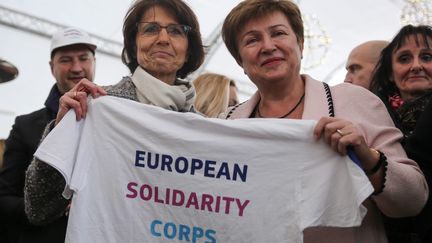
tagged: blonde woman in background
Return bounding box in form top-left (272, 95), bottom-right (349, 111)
top-left (193, 73), bottom-right (239, 117)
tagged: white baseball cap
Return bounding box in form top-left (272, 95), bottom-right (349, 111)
top-left (50, 27), bottom-right (97, 56)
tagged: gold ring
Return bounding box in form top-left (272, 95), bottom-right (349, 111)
top-left (336, 129), bottom-right (344, 136)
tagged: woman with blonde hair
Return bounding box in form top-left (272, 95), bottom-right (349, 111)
top-left (193, 73), bottom-right (239, 117)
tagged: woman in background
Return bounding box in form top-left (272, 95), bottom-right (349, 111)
top-left (370, 24), bottom-right (432, 243)
top-left (193, 72), bottom-right (239, 117)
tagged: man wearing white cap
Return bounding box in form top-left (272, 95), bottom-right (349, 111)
top-left (0, 27), bottom-right (96, 243)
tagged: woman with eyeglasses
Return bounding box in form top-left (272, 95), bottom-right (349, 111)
top-left (24, 0), bottom-right (204, 230)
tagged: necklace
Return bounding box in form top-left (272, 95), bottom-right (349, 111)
top-left (256, 92), bottom-right (305, 118)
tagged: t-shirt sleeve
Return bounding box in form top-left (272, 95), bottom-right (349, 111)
top-left (34, 110), bottom-right (85, 198)
top-left (300, 147), bottom-right (374, 230)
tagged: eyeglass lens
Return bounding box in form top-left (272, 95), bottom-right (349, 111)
top-left (138, 22), bottom-right (191, 37)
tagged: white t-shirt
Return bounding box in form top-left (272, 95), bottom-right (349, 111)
top-left (35, 96), bottom-right (373, 243)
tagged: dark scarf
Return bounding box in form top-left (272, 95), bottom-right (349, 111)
top-left (389, 91), bottom-right (432, 138)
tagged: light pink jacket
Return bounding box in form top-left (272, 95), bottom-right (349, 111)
top-left (223, 75), bottom-right (428, 243)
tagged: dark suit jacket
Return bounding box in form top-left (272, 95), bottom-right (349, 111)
top-left (0, 85), bottom-right (67, 243)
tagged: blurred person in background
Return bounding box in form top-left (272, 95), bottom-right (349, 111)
top-left (0, 58), bottom-right (18, 170)
top-left (344, 40), bottom-right (389, 90)
top-left (0, 27), bottom-right (96, 243)
top-left (193, 72), bottom-right (239, 117)
top-left (0, 139), bottom-right (5, 169)
top-left (370, 24), bottom-right (432, 243)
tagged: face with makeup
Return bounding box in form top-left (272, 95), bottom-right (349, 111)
top-left (236, 11), bottom-right (303, 88)
top-left (391, 34), bottom-right (432, 101)
top-left (135, 5), bottom-right (189, 84)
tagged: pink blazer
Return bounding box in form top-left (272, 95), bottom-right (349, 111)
top-left (224, 74), bottom-right (428, 243)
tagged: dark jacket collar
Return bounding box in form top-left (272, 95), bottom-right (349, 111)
top-left (44, 84), bottom-right (62, 120)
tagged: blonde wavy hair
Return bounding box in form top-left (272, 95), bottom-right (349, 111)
top-left (193, 73), bottom-right (236, 118)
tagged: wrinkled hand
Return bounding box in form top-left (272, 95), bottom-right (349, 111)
top-left (55, 78), bottom-right (107, 126)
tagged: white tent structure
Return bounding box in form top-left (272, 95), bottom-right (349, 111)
top-left (0, 0), bottom-right (430, 138)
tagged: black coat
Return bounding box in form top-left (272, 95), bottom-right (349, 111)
top-left (382, 93), bottom-right (432, 243)
top-left (0, 86), bottom-right (67, 243)
top-left (404, 101), bottom-right (432, 242)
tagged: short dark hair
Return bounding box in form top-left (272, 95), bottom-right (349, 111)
top-left (370, 25), bottom-right (432, 99)
top-left (222, 0), bottom-right (304, 65)
top-left (122, 0), bottom-right (204, 79)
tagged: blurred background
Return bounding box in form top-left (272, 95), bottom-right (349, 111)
top-left (1, 0), bottom-right (431, 138)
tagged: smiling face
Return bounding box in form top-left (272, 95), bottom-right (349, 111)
top-left (237, 11), bottom-right (303, 88)
top-left (391, 34), bottom-right (432, 100)
top-left (136, 5), bottom-right (189, 84)
top-left (50, 44), bottom-right (96, 94)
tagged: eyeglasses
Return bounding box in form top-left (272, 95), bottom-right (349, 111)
top-left (137, 22), bottom-right (192, 38)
